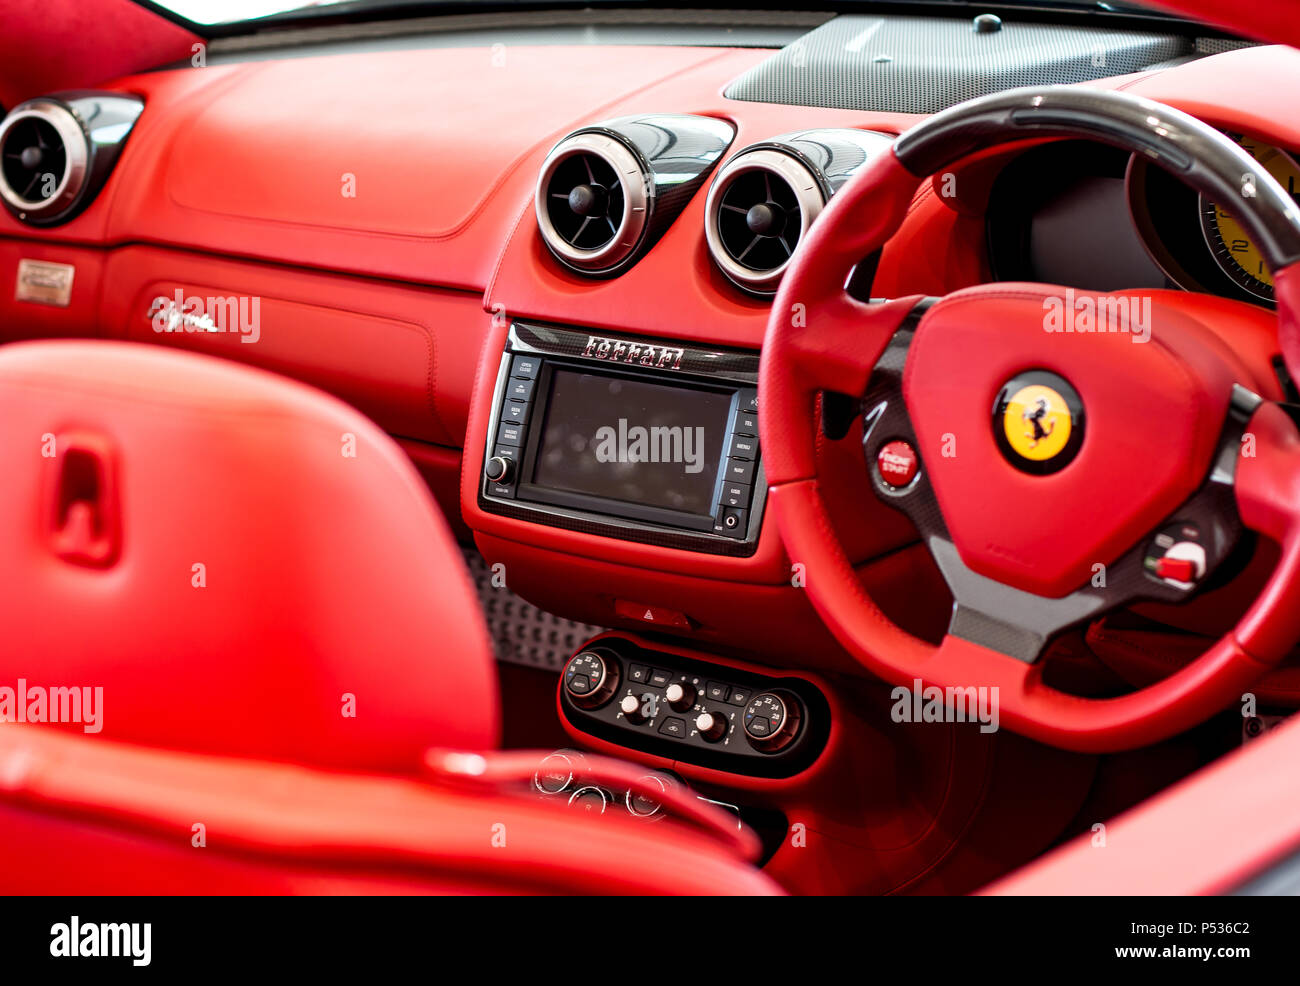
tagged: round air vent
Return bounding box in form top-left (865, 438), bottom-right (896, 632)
top-left (704, 148), bottom-right (827, 296)
top-left (0, 99), bottom-right (89, 223)
top-left (535, 131), bottom-right (650, 275)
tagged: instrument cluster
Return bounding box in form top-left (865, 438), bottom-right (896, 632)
top-left (986, 130), bottom-right (1300, 307)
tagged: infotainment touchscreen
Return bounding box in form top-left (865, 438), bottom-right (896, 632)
top-left (530, 369), bottom-right (733, 516)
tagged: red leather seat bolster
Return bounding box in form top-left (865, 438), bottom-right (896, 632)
top-left (0, 728), bottom-right (784, 896)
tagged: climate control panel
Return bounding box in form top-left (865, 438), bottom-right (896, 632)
top-left (559, 637), bottom-right (827, 777)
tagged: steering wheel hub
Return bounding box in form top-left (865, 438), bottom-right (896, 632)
top-left (901, 285), bottom-right (1241, 598)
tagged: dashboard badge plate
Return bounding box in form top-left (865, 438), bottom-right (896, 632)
top-left (15, 259), bottom-right (74, 307)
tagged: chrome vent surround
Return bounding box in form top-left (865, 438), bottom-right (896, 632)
top-left (0, 99), bottom-right (89, 222)
top-left (535, 131), bottom-right (649, 275)
top-left (705, 129), bottom-right (895, 296)
top-left (705, 148), bottom-right (824, 295)
top-left (535, 115), bottom-right (735, 278)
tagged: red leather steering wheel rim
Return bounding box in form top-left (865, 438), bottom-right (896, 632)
top-left (760, 89), bottom-right (1300, 753)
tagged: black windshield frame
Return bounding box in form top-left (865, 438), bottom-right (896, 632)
top-left (133, 0), bottom-right (1213, 41)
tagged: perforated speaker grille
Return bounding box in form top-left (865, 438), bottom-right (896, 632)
top-left (724, 14), bottom-right (1195, 115)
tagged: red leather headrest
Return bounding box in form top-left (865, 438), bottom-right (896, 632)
top-left (0, 341), bottom-right (498, 771)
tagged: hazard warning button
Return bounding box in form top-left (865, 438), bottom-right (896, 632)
top-left (613, 600), bottom-right (693, 629)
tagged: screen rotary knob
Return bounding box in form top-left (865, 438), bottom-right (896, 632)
top-left (743, 691), bottom-right (801, 752)
top-left (664, 681), bottom-right (697, 712)
top-left (563, 649), bottom-right (620, 709)
top-left (485, 455), bottom-right (513, 483)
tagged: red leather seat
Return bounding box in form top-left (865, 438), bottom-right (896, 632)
top-left (0, 341), bottom-right (780, 895)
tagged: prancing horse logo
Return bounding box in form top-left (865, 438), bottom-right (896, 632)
top-left (1022, 397), bottom-right (1056, 447)
top-left (994, 372), bottom-right (1083, 475)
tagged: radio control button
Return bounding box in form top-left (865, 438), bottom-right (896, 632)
top-left (502, 400), bottom-right (530, 425)
top-left (739, 390), bottom-right (759, 413)
top-left (718, 482), bottom-right (752, 509)
top-left (487, 482), bottom-right (515, 499)
top-left (485, 454), bottom-right (513, 484)
top-left (506, 377), bottom-right (535, 401)
top-left (497, 421), bottom-right (523, 447)
top-left (511, 355), bottom-right (540, 379)
top-left (728, 433), bottom-right (759, 460)
top-left (732, 410), bottom-right (758, 436)
top-left (724, 458), bottom-right (755, 484)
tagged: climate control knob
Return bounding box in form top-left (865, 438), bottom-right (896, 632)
top-left (743, 691), bottom-right (801, 752)
top-left (664, 681), bottom-right (697, 712)
top-left (694, 710), bottom-right (728, 742)
top-left (484, 455), bottom-right (514, 483)
top-left (563, 649), bottom-right (620, 709)
top-left (620, 693), bottom-right (651, 725)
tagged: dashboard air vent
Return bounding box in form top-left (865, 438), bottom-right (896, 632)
top-left (704, 129), bottom-right (894, 296)
top-left (535, 132), bottom-right (648, 275)
top-left (544, 149), bottom-right (627, 252)
top-left (0, 100), bottom-right (89, 223)
top-left (534, 115), bottom-right (735, 278)
top-left (705, 148), bottom-right (825, 296)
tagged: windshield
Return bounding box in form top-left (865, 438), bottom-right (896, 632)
top-left (147, 1), bottom-right (1176, 30)
top-left (155, 0), bottom-right (351, 24)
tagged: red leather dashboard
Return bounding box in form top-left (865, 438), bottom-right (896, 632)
top-left (4, 21), bottom-right (1300, 663)
top-left (5, 38), bottom-right (1299, 403)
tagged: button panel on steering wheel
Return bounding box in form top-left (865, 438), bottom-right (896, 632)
top-left (860, 300), bottom-right (1261, 663)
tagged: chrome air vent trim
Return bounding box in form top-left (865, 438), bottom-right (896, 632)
top-left (535, 114), bottom-right (735, 278)
top-left (0, 100), bottom-right (89, 220)
top-left (705, 129), bottom-right (895, 296)
top-left (535, 131), bottom-right (650, 274)
top-left (0, 91), bottom-right (144, 227)
top-left (705, 148), bottom-right (824, 296)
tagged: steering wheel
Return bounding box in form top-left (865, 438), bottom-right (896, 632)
top-left (760, 86), bottom-right (1300, 753)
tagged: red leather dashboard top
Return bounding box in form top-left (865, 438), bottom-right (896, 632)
top-left (2, 35), bottom-right (1297, 322)
top-left (4, 37), bottom-right (1299, 350)
top-left (3, 17), bottom-right (1300, 605)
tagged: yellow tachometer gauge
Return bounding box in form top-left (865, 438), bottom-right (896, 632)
top-left (1200, 133), bottom-right (1300, 302)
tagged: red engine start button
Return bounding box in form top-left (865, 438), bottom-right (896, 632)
top-left (877, 440), bottom-right (919, 488)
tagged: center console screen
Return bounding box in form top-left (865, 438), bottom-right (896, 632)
top-left (530, 369), bottom-right (732, 517)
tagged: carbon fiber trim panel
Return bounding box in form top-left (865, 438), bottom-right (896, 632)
top-left (724, 14), bottom-right (1193, 114)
